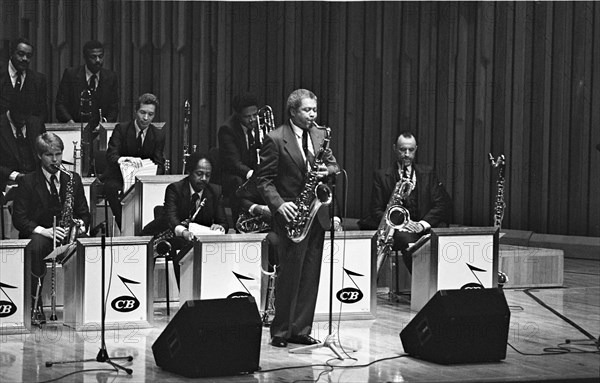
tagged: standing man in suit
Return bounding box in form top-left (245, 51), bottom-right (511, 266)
top-left (142, 152), bottom-right (228, 287)
top-left (101, 93), bottom-right (165, 229)
top-left (0, 37), bottom-right (48, 122)
top-left (358, 131), bottom-right (452, 271)
top-left (257, 89), bottom-right (339, 348)
top-left (55, 40), bottom-right (120, 126)
top-left (218, 93), bottom-right (260, 224)
top-left (0, 102), bottom-right (46, 195)
top-left (12, 132), bottom-right (90, 325)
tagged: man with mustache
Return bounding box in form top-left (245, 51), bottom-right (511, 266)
top-left (143, 152), bottom-right (228, 287)
top-left (0, 37), bottom-right (48, 122)
top-left (257, 89), bottom-right (340, 348)
top-left (358, 131), bottom-right (452, 271)
top-left (55, 40), bottom-right (120, 126)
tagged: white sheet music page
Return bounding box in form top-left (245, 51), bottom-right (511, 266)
top-left (120, 158), bottom-right (158, 192)
top-left (188, 223), bottom-right (224, 236)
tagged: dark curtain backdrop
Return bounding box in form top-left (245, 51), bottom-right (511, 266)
top-left (1, 1), bottom-right (598, 237)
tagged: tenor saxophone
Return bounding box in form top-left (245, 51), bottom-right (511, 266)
top-left (285, 125), bottom-right (333, 243)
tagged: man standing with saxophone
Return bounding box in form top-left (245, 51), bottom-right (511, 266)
top-left (358, 132), bottom-right (452, 271)
top-left (257, 89), bottom-right (339, 348)
top-left (12, 132), bottom-right (90, 325)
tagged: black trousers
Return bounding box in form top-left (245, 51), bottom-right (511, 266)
top-left (25, 234), bottom-right (54, 309)
top-left (270, 216), bottom-right (324, 339)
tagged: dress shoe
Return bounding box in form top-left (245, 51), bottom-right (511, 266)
top-left (288, 334), bottom-right (320, 345)
top-left (270, 336), bottom-right (288, 348)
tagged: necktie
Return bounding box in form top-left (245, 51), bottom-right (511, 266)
top-left (189, 193), bottom-right (200, 219)
top-left (302, 129), bottom-right (315, 166)
top-left (246, 128), bottom-right (254, 149)
top-left (402, 167), bottom-right (408, 179)
top-left (15, 126), bottom-right (24, 140)
top-left (14, 71), bottom-right (22, 91)
top-left (137, 130), bottom-right (144, 152)
top-left (50, 174), bottom-right (60, 206)
top-left (88, 74), bottom-right (97, 92)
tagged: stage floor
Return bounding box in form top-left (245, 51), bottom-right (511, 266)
top-left (1, 259), bottom-right (598, 383)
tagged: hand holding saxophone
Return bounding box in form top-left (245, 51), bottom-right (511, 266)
top-left (278, 201), bottom-right (298, 223)
top-left (39, 227), bottom-right (68, 242)
top-left (402, 220), bottom-right (425, 234)
top-left (313, 163), bottom-right (329, 179)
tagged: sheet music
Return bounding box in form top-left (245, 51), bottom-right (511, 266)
top-left (188, 222), bottom-right (224, 236)
top-left (120, 158), bottom-right (158, 192)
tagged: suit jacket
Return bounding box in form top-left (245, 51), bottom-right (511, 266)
top-left (12, 168), bottom-right (91, 239)
top-left (164, 178), bottom-right (229, 232)
top-left (257, 122), bottom-right (339, 214)
top-left (55, 66), bottom-right (119, 123)
top-left (218, 114), bottom-right (257, 180)
top-left (0, 113), bottom-right (46, 191)
top-left (0, 64), bottom-right (48, 122)
top-left (101, 120), bottom-right (166, 185)
top-left (358, 162), bottom-right (453, 230)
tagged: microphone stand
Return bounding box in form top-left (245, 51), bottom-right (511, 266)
top-left (289, 172), bottom-right (349, 359)
top-left (45, 222), bottom-right (133, 374)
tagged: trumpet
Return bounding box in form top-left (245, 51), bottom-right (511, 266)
top-left (254, 105), bottom-right (275, 164)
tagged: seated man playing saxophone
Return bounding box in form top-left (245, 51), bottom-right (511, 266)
top-left (12, 132), bottom-right (90, 325)
top-left (142, 151), bottom-right (228, 287)
top-left (358, 131), bottom-right (452, 272)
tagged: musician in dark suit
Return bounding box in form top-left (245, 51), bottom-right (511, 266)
top-left (217, 93), bottom-right (259, 224)
top-left (101, 93), bottom-right (165, 229)
top-left (0, 37), bottom-right (48, 122)
top-left (257, 89), bottom-right (339, 348)
top-left (142, 152), bottom-right (228, 287)
top-left (358, 132), bottom-right (452, 271)
top-left (55, 40), bottom-right (120, 125)
top-left (12, 132), bottom-right (90, 324)
top-left (0, 102), bottom-right (46, 194)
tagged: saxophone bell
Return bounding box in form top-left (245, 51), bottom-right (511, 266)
top-left (155, 239), bottom-right (172, 257)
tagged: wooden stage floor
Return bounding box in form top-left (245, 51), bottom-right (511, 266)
top-left (1, 258), bottom-right (598, 383)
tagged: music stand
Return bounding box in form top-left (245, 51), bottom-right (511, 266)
top-left (45, 222), bottom-right (133, 375)
top-left (289, 172), bottom-right (353, 359)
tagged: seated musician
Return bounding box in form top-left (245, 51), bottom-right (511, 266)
top-left (12, 132), bottom-right (90, 325)
top-left (0, 100), bottom-right (46, 198)
top-left (142, 152), bottom-right (228, 287)
top-left (358, 131), bottom-right (452, 272)
top-left (217, 93), bottom-right (260, 225)
top-left (101, 93), bottom-right (165, 230)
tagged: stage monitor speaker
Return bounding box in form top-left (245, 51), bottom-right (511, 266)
top-left (152, 296), bottom-right (262, 378)
top-left (400, 288), bottom-right (510, 364)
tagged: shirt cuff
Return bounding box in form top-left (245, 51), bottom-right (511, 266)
top-left (419, 220), bottom-right (431, 231)
top-left (174, 225), bottom-right (186, 237)
top-left (334, 217), bottom-right (341, 225)
top-left (9, 171), bottom-right (20, 181)
top-left (117, 157), bottom-right (128, 164)
top-left (246, 169), bottom-right (254, 180)
top-left (33, 226), bottom-right (45, 235)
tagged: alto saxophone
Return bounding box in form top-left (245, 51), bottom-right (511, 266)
top-left (375, 168), bottom-right (415, 275)
top-left (285, 125), bottom-right (333, 243)
top-left (153, 197), bottom-right (206, 256)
